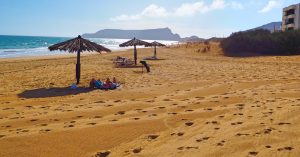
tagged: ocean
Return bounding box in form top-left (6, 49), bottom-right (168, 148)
top-left (0, 35), bottom-right (178, 58)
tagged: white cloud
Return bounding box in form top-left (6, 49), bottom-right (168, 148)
top-left (141, 4), bottom-right (168, 17)
top-left (259, 0), bottom-right (281, 13)
top-left (211, 0), bottom-right (226, 10)
top-left (174, 0), bottom-right (226, 16)
top-left (111, 4), bottom-right (167, 21)
top-left (174, 2), bottom-right (205, 16)
top-left (111, 0), bottom-right (243, 21)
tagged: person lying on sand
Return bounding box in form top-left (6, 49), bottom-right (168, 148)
top-left (90, 77), bottom-right (120, 90)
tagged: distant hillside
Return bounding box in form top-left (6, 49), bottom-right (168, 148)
top-left (181, 36), bottom-right (205, 42)
top-left (250, 22), bottom-right (282, 32)
top-left (82, 28), bottom-right (181, 41)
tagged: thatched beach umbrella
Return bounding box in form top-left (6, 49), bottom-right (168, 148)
top-left (146, 41), bottom-right (166, 58)
top-left (48, 35), bottom-right (111, 84)
top-left (119, 38), bottom-right (150, 65)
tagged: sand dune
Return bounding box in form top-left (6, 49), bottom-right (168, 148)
top-left (0, 43), bottom-right (299, 157)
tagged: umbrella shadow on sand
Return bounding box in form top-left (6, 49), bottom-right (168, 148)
top-left (18, 87), bottom-right (93, 99)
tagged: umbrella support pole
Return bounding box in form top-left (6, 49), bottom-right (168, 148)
top-left (76, 50), bottom-right (81, 84)
top-left (134, 45), bottom-right (137, 65)
top-left (76, 63), bottom-right (81, 84)
top-left (154, 46), bottom-right (157, 58)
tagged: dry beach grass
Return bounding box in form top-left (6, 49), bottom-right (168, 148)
top-left (0, 42), bottom-right (300, 157)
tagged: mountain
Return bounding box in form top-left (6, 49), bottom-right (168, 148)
top-left (82, 28), bottom-right (181, 41)
top-left (181, 36), bottom-right (205, 42)
top-left (250, 22), bottom-right (282, 32)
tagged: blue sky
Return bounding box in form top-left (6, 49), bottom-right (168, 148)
top-left (0, 0), bottom-right (299, 38)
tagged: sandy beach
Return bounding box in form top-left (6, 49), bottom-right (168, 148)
top-left (0, 43), bottom-right (300, 157)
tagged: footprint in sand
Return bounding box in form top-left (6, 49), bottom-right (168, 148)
top-left (116, 111), bottom-right (125, 115)
top-left (132, 118), bottom-right (140, 120)
top-left (178, 146), bottom-right (198, 150)
top-left (277, 146), bottom-right (293, 151)
top-left (132, 147), bottom-right (142, 154)
top-left (145, 100), bottom-right (155, 103)
top-left (265, 145), bottom-right (272, 149)
top-left (196, 137), bottom-right (210, 142)
top-left (185, 122), bottom-right (194, 126)
top-left (248, 151), bottom-right (258, 156)
top-left (218, 115), bottom-right (225, 118)
top-left (206, 121), bottom-right (219, 125)
top-left (87, 122), bottom-right (97, 125)
top-left (30, 119), bottom-right (39, 122)
top-left (40, 129), bottom-right (51, 133)
top-left (231, 122), bottom-right (243, 125)
top-left (217, 142), bottom-right (224, 146)
top-left (0, 135), bottom-right (5, 138)
top-left (172, 132), bottom-right (184, 136)
top-left (94, 151), bottom-right (110, 157)
top-left (278, 122), bottom-right (291, 125)
top-left (104, 105), bottom-right (113, 107)
top-left (147, 135), bottom-right (159, 141)
top-left (95, 101), bottom-right (106, 104)
top-left (236, 133), bottom-right (250, 136)
top-left (3, 107), bottom-right (14, 110)
top-left (185, 109), bottom-right (194, 112)
top-left (94, 116), bottom-right (102, 119)
top-left (64, 125), bottom-right (74, 128)
top-left (195, 96), bottom-right (205, 100)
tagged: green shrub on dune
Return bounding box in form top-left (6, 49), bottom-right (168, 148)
top-left (221, 29), bottom-right (300, 56)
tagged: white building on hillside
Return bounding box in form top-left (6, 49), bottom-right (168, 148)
top-left (282, 3), bottom-right (300, 31)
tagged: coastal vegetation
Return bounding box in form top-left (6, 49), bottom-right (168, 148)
top-left (220, 29), bottom-right (300, 56)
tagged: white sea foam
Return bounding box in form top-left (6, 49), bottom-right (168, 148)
top-left (0, 38), bottom-right (178, 59)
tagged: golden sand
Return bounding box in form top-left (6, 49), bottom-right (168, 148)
top-left (0, 43), bottom-right (300, 157)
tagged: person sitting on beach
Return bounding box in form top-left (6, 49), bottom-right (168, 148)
top-left (89, 78), bottom-right (96, 88)
top-left (102, 78), bottom-right (112, 90)
top-left (113, 77), bottom-right (117, 84)
top-left (105, 78), bottom-right (112, 84)
top-left (111, 77), bottom-right (120, 89)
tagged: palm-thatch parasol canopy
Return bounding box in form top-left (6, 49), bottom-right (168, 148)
top-left (48, 35), bottom-right (111, 84)
top-left (145, 41), bottom-right (166, 58)
top-left (49, 35), bottom-right (111, 52)
top-left (119, 38), bottom-right (150, 65)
